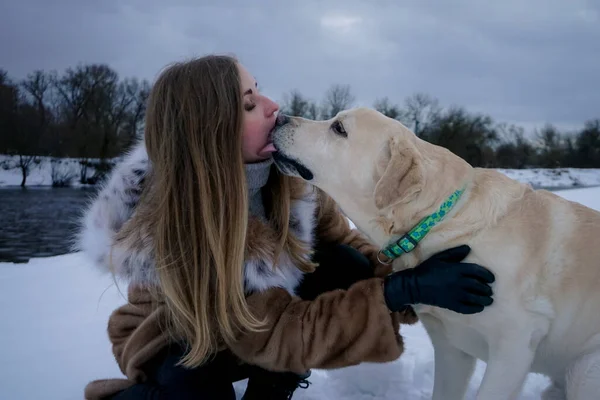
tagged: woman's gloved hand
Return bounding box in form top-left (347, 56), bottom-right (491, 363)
top-left (383, 245), bottom-right (495, 314)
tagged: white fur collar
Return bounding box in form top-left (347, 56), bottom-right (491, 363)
top-left (73, 140), bottom-right (318, 295)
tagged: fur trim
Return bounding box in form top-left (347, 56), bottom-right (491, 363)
top-left (243, 183), bottom-right (318, 294)
top-left (74, 141), bottom-right (319, 295)
top-left (73, 142), bottom-right (154, 284)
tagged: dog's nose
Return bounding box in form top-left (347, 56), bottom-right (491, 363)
top-left (275, 114), bottom-right (290, 127)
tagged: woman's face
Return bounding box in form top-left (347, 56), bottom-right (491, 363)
top-left (238, 63), bottom-right (280, 163)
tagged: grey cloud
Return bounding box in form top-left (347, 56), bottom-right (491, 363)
top-left (1, 0), bottom-right (598, 132)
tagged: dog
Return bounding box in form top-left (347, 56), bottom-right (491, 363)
top-left (270, 108), bottom-right (600, 400)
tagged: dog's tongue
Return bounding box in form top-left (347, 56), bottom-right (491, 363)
top-left (258, 142), bottom-right (277, 157)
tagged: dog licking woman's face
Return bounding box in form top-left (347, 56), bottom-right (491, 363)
top-left (238, 63), bottom-right (280, 163)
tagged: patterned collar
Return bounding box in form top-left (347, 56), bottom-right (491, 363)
top-left (377, 187), bottom-right (466, 264)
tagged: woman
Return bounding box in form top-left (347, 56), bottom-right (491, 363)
top-left (77, 54), bottom-right (495, 399)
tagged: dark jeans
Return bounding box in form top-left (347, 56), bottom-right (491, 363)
top-left (108, 242), bottom-right (374, 400)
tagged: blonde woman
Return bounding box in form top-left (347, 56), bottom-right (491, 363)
top-left (78, 55), bottom-right (494, 399)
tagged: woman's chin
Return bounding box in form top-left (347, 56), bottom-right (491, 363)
top-left (247, 152), bottom-right (274, 163)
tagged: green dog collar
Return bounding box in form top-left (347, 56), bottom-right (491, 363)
top-left (378, 187), bottom-right (466, 264)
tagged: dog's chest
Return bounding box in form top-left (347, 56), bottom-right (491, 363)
top-left (415, 306), bottom-right (489, 361)
top-left (426, 313), bottom-right (491, 361)
top-left (418, 308), bottom-right (577, 381)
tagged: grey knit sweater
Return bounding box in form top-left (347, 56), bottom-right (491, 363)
top-left (245, 157), bottom-right (273, 221)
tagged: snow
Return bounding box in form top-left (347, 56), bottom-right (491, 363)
top-left (496, 168), bottom-right (600, 189)
top-left (0, 155), bottom-right (103, 187)
top-left (1, 186), bottom-right (600, 399)
top-left (2, 154), bottom-right (600, 189)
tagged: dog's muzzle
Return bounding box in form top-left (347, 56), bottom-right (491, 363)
top-left (271, 115), bottom-right (314, 181)
top-left (273, 151), bottom-right (314, 181)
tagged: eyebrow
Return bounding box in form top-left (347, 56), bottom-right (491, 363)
top-left (243, 81), bottom-right (258, 96)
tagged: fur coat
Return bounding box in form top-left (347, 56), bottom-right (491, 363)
top-left (76, 141), bottom-right (417, 399)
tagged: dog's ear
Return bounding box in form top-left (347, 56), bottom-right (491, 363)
top-left (374, 136), bottom-right (424, 209)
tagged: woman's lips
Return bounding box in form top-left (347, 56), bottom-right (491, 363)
top-left (258, 120), bottom-right (279, 157)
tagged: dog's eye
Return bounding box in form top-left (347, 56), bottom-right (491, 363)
top-left (331, 120), bottom-right (347, 138)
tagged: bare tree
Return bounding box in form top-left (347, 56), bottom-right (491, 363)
top-left (89, 76), bottom-right (150, 182)
top-left (280, 90), bottom-right (309, 117)
top-left (423, 106), bottom-right (498, 167)
top-left (97, 74), bottom-right (135, 160)
top-left (80, 69), bottom-right (151, 161)
top-left (307, 102), bottom-right (320, 120)
top-left (399, 93), bottom-right (441, 137)
top-left (321, 84), bottom-right (355, 119)
top-left (0, 73), bottom-right (42, 185)
top-left (573, 119), bottom-right (600, 168)
top-left (12, 64), bottom-right (150, 166)
top-left (495, 124), bottom-right (535, 168)
top-left (373, 97), bottom-right (401, 120)
top-left (21, 71), bottom-right (52, 132)
top-left (52, 64), bottom-right (122, 181)
top-left (280, 89), bottom-right (323, 120)
top-left (53, 65), bottom-right (96, 160)
top-left (122, 78), bottom-right (150, 149)
top-left (16, 154), bottom-right (40, 187)
top-left (0, 70), bottom-right (19, 153)
top-left (12, 103), bottom-right (42, 187)
top-left (21, 70), bottom-right (56, 157)
top-left (54, 65), bottom-right (96, 129)
top-left (536, 124), bottom-right (565, 168)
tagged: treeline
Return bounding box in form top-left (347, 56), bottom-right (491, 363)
top-left (0, 65), bottom-right (150, 184)
top-left (281, 86), bottom-right (600, 169)
top-left (1, 65), bottom-right (599, 184)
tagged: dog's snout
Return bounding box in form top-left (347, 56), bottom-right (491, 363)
top-left (276, 114), bottom-right (290, 127)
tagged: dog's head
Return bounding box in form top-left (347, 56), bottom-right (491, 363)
top-left (272, 107), bottom-right (429, 211)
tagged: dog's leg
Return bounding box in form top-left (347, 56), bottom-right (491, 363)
top-left (476, 330), bottom-right (539, 400)
top-left (420, 315), bottom-right (476, 400)
top-left (565, 348), bottom-right (600, 400)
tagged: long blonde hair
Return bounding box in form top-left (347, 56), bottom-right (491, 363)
top-left (128, 55), bottom-right (313, 367)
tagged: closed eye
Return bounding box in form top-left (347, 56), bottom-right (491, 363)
top-left (331, 120), bottom-right (347, 138)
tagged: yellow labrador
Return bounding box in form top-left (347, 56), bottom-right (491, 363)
top-left (271, 108), bottom-right (600, 400)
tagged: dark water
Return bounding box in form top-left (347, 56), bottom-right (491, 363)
top-left (0, 184), bottom-right (596, 264)
top-left (0, 186), bottom-right (99, 263)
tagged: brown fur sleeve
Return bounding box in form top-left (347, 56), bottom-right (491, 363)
top-left (228, 278), bottom-right (404, 374)
top-left (84, 286), bottom-right (171, 400)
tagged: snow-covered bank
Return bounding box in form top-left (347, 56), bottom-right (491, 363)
top-left (497, 168), bottom-right (600, 189)
top-left (2, 154), bottom-right (600, 189)
top-left (1, 187), bottom-right (600, 400)
top-left (0, 155), bottom-right (104, 187)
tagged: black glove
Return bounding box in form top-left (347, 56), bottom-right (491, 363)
top-left (383, 245), bottom-right (495, 315)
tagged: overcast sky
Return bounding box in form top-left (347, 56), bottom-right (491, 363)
top-left (2, 0), bottom-right (599, 133)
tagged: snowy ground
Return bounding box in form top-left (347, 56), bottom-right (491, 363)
top-left (1, 187), bottom-right (599, 399)
top-left (2, 154), bottom-right (600, 189)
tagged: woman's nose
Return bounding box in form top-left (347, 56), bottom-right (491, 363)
top-left (264, 97), bottom-right (279, 116)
